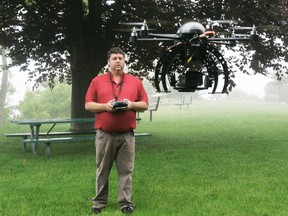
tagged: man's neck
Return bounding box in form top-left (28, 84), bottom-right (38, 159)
top-left (111, 71), bottom-right (123, 83)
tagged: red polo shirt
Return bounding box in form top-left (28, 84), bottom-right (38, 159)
top-left (85, 72), bottom-right (148, 132)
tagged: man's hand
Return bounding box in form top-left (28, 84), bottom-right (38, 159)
top-left (106, 99), bottom-right (116, 112)
top-left (124, 99), bottom-right (133, 110)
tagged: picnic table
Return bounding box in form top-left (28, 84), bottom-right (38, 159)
top-left (9, 118), bottom-right (95, 156)
top-left (7, 117), bottom-right (150, 158)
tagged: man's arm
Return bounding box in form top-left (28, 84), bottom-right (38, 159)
top-left (85, 100), bottom-right (115, 113)
top-left (127, 100), bottom-right (148, 112)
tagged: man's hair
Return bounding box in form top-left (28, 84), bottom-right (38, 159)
top-left (107, 47), bottom-right (125, 60)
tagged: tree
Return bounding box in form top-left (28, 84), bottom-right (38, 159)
top-left (18, 83), bottom-right (71, 119)
top-left (0, 46), bottom-right (9, 124)
top-left (0, 0), bottom-right (287, 129)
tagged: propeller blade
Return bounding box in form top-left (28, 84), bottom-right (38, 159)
top-left (119, 20), bottom-right (173, 26)
top-left (210, 19), bottom-right (239, 25)
top-left (233, 34), bottom-right (251, 37)
top-left (216, 31), bottom-right (232, 36)
top-left (113, 28), bottom-right (156, 32)
top-left (119, 22), bottom-right (145, 26)
top-left (148, 33), bottom-right (179, 39)
top-left (230, 25), bottom-right (279, 31)
top-left (229, 26), bottom-right (254, 30)
top-left (113, 28), bottom-right (135, 32)
top-left (257, 25), bottom-right (280, 31)
top-left (145, 20), bottom-right (174, 25)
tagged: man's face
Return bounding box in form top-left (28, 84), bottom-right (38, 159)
top-left (108, 53), bottom-right (125, 74)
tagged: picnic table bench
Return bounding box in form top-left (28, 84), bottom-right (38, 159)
top-left (137, 96), bottom-right (160, 122)
top-left (5, 118), bottom-right (150, 158)
top-left (175, 94), bottom-right (192, 109)
top-left (5, 130), bottom-right (97, 139)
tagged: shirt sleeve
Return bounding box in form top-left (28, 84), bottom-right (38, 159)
top-left (85, 78), bottom-right (97, 104)
top-left (138, 80), bottom-right (149, 104)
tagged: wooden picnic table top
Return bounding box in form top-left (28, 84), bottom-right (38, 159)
top-left (11, 118), bottom-right (95, 125)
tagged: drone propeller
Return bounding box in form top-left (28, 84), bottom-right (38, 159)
top-left (148, 33), bottom-right (180, 39)
top-left (113, 27), bottom-right (156, 32)
top-left (229, 25), bottom-right (280, 31)
top-left (205, 19), bottom-right (240, 30)
top-left (233, 33), bottom-right (253, 37)
top-left (209, 19), bottom-right (239, 25)
top-left (118, 20), bottom-right (149, 33)
top-left (230, 26), bottom-right (255, 30)
top-left (119, 21), bottom-right (146, 26)
top-left (119, 19), bottom-right (172, 26)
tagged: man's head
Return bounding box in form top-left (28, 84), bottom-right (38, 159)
top-left (107, 47), bottom-right (125, 61)
top-left (107, 47), bottom-right (125, 74)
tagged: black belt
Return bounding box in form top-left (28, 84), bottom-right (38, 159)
top-left (108, 132), bottom-right (124, 135)
top-left (99, 129), bottom-right (133, 135)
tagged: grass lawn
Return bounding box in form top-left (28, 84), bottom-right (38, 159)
top-left (1, 100), bottom-right (288, 216)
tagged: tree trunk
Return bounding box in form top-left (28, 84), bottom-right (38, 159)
top-left (70, 45), bottom-right (113, 130)
top-left (67, 0), bottom-right (119, 131)
top-left (70, 53), bottom-right (102, 131)
top-left (0, 46), bottom-right (9, 124)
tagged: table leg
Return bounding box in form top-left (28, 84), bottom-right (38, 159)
top-left (47, 123), bottom-right (56, 135)
top-left (22, 142), bottom-right (27, 152)
top-left (30, 124), bottom-right (41, 156)
top-left (22, 135), bottom-right (28, 152)
top-left (46, 142), bottom-right (51, 158)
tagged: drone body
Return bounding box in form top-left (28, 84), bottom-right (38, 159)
top-left (121, 19), bottom-right (258, 93)
top-left (176, 21), bottom-right (206, 37)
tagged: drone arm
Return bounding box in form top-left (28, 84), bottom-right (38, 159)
top-left (129, 36), bottom-right (175, 43)
top-left (208, 36), bottom-right (258, 42)
top-left (138, 38), bottom-right (175, 41)
top-left (209, 37), bottom-right (247, 41)
top-left (208, 41), bottom-right (237, 46)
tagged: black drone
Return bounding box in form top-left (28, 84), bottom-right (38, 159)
top-left (119, 19), bottom-right (258, 93)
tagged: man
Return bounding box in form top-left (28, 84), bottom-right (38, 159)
top-left (85, 47), bottom-right (149, 214)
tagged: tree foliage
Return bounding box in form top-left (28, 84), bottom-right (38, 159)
top-left (18, 83), bottom-right (71, 119)
top-left (1, 0), bottom-right (287, 121)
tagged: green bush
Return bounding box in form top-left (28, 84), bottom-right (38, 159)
top-left (18, 84), bottom-right (71, 119)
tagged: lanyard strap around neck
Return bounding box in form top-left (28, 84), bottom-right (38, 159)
top-left (109, 72), bottom-right (125, 101)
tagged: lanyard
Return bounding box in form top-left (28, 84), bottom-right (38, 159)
top-left (109, 72), bottom-right (125, 101)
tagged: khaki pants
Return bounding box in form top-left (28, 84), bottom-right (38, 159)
top-left (92, 129), bottom-right (135, 209)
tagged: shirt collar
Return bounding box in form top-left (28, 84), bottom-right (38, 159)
top-left (108, 71), bottom-right (125, 83)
